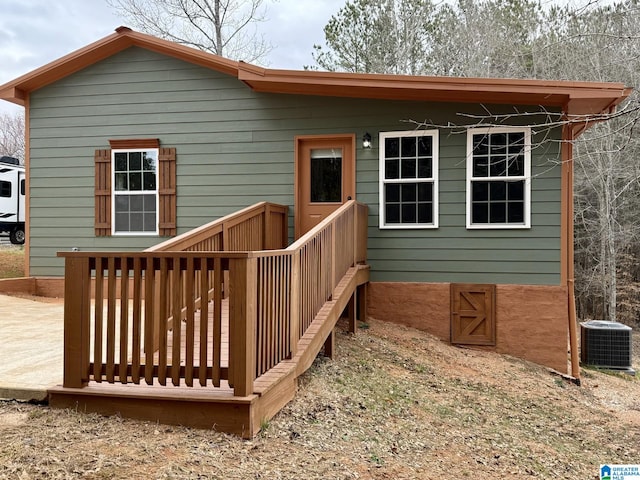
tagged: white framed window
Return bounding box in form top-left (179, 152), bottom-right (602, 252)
top-left (111, 148), bottom-right (159, 235)
top-left (379, 130), bottom-right (439, 229)
top-left (466, 127), bottom-right (531, 229)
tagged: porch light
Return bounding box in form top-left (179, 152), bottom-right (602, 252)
top-left (362, 132), bottom-right (372, 149)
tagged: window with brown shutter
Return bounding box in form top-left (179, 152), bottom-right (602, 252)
top-left (94, 139), bottom-right (176, 237)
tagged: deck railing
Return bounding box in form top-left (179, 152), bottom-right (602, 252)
top-left (147, 201), bottom-right (288, 253)
top-left (59, 200), bottom-right (367, 397)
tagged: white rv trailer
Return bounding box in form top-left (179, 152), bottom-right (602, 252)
top-left (0, 156), bottom-right (25, 245)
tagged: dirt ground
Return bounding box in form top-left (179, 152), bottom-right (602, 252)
top-left (1, 316), bottom-right (638, 480)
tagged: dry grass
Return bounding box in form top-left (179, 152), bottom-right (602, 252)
top-left (1, 318), bottom-right (638, 479)
top-left (0, 246), bottom-right (24, 279)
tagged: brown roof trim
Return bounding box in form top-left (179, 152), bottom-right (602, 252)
top-left (237, 63), bottom-right (630, 117)
top-left (0, 27), bottom-right (239, 106)
top-left (0, 27), bottom-right (630, 119)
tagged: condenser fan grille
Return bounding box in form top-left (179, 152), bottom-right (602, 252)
top-left (580, 320), bottom-right (634, 373)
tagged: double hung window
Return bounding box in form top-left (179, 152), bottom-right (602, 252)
top-left (379, 130), bottom-right (439, 228)
top-left (466, 127), bottom-right (531, 229)
top-left (112, 149), bottom-right (159, 235)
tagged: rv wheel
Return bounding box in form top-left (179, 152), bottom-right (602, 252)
top-left (10, 227), bottom-right (25, 245)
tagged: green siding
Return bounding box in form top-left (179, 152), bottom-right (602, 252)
top-left (28, 46), bottom-right (562, 284)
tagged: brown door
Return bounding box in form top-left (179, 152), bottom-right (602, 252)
top-left (295, 135), bottom-right (355, 238)
top-left (451, 283), bottom-right (496, 346)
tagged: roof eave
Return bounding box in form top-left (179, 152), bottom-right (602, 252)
top-left (0, 27), bottom-right (239, 104)
top-left (239, 64), bottom-right (630, 118)
top-left (0, 87), bottom-right (26, 106)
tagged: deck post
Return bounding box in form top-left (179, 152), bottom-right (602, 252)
top-left (357, 283), bottom-right (368, 324)
top-left (229, 256), bottom-right (257, 397)
top-left (264, 203), bottom-right (271, 249)
top-left (347, 293), bottom-right (357, 333)
top-left (63, 255), bottom-right (91, 388)
top-left (323, 329), bottom-right (335, 359)
top-left (281, 206), bottom-right (289, 249)
top-left (355, 203), bottom-right (368, 264)
top-left (289, 252), bottom-right (300, 357)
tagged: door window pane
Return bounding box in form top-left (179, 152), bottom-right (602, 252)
top-left (310, 149), bottom-right (342, 203)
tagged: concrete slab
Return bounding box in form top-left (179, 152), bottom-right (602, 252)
top-left (0, 294), bottom-right (63, 401)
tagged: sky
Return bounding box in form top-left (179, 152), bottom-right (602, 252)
top-left (0, 0), bottom-right (345, 115)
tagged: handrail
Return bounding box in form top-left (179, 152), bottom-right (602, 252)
top-left (147, 202), bottom-right (288, 252)
top-left (58, 200), bottom-right (367, 397)
top-left (249, 200), bottom-right (368, 377)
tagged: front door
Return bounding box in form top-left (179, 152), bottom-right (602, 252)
top-left (295, 135), bottom-right (355, 238)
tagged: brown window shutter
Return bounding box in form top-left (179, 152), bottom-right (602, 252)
top-left (95, 149), bottom-right (111, 236)
top-left (158, 147), bottom-right (177, 236)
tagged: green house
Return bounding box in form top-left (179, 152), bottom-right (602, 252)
top-left (0, 27), bottom-right (629, 377)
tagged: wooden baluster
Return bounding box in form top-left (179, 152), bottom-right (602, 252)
top-left (268, 255), bottom-right (273, 369)
top-left (269, 256), bottom-right (276, 369)
top-left (106, 257), bottom-right (116, 383)
top-left (276, 256), bottom-right (282, 365)
top-left (93, 257), bottom-right (104, 382)
top-left (158, 257), bottom-right (168, 386)
top-left (283, 256), bottom-right (290, 360)
top-left (144, 259), bottom-right (155, 385)
top-left (331, 221), bottom-right (337, 289)
top-left (199, 257), bottom-right (210, 387)
top-left (131, 257), bottom-right (142, 384)
top-left (289, 252), bottom-right (300, 358)
top-left (213, 257), bottom-right (222, 387)
top-left (256, 258), bottom-right (264, 376)
top-left (185, 256), bottom-right (195, 387)
top-left (63, 255), bottom-right (91, 388)
top-left (276, 255), bottom-right (282, 363)
top-left (171, 256), bottom-right (182, 386)
top-left (119, 257), bottom-right (129, 384)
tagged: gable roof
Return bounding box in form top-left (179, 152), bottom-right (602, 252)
top-left (0, 26), bottom-right (631, 121)
top-left (0, 27), bottom-right (239, 105)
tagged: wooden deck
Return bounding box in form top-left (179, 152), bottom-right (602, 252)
top-left (49, 201), bottom-right (369, 437)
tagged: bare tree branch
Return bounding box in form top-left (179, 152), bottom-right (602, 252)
top-left (0, 112), bottom-right (25, 162)
top-left (107, 0), bottom-right (272, 63)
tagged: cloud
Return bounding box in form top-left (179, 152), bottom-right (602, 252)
top-left (0, 0), bottom-right (117, 83)
top-left (258, 0), bottom-right (344, 69)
